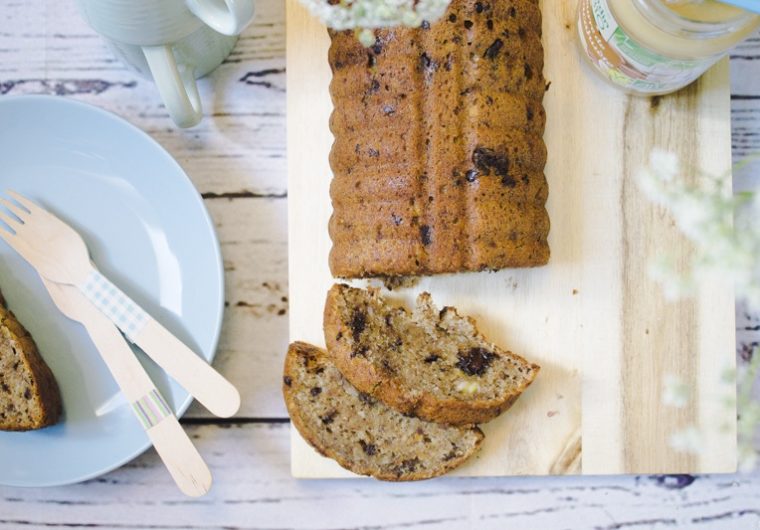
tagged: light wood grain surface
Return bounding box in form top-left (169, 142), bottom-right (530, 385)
top-left (287, 0), bottom-right (735, 477)
top-left (1, 0), bottom-right (759, 527)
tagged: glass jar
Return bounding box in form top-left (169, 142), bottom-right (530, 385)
top-left (577, 0), bottom-right (760, 95)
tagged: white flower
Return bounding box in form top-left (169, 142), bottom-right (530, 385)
top-left (298, 0), bottom-right (452, 34)
top-left (671, 192), bottom-right (716, 242)
top-left (401, 9), bottom-right (422, 27)
top-left (640, 150), bottom-right (760, 471)
top-left (663, 374), bottom-right (690, 408)
top-left (357, 28), bottom-right (376, 46)
top-left (649, 148), bottom-right (680, 182)
top-left (669, 426), bottom-right (703, 455)
top-left (636, 149), bottom-right (760, 310)
top-left (648, 256), bottom-right (695, 300)
top-left (637, 149), bottom-right (679, 205)
top-left (737, 349), bottom-right (760, 472)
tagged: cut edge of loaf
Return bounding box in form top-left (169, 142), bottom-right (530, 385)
top-left (0, 291), bottom-right (62, 431)
top-left (283, 341), bottom-right (485, 481)
top-left (324, 283), bottom-right (540, 426)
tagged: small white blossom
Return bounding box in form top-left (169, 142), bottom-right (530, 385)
top-left (669, 426), bottom-right (703, 455)
top-left (649, 149), bottom-right (680, 183)
top-left (737, 349), bottom-right (760, 472)
top-left (648, 256), bottom-right (696, 300)
top-left (357, 28), bottom-right (376, 46)
top-left (663, 374), bottom-right (690, 408)
top-left (298, 0), bottom-right (452, 36)
top-left (636, 150), bottom-right (760, 310)
top-left (641, 151), bottom-right (760, 471)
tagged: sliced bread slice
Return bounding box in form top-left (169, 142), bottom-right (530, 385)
top-left (283, 341), bottom-right (484, 481)
top-left (0, 291), bottom-right (62, 431)
top-left (324, 284), bottom-right (540, 426)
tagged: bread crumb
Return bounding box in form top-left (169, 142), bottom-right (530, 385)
top-left (381, 276), bottom-right (420, 291)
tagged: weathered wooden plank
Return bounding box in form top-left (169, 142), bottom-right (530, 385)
top-left (0, 0), bottom-right (290, 419)
top-left (0, 0), bottom-right (759, 523)
top-left (1, 423), bottom-right (760, 530)
top-left (186, 198), bottom-right (289, 418)
top-left (0, 0), bottom-right (287, 197)
top-left (730, 35), bottom-right (760, 159)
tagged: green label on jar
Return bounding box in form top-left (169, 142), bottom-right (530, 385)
top-left (579, 0), bottom-right (720, 94)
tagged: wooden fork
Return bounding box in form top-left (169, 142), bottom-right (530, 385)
top-left (0, 190), bottom-right (240, 418)
top-left (43, 278), bottom-right (212, 497)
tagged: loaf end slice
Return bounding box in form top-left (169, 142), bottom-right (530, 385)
top-left (283, 341), bottom-right (484, 481)
top-left (324, 284), bottom-right (540, 426)
top-left (0, 292), bottom-right (62, 431)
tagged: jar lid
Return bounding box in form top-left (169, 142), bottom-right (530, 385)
top-left (716, 0), bottom-right (760, 15)
top-left (638, 0), bottom-right (760, 38)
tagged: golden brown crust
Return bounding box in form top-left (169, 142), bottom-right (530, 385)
top-left (283, 342), bottom-right (484, 481)
top-left (328, 0), bottom-right (549, 278)
top-left (324, 284), bottom-right (539, 426)
top-left (0, 292), bottom-right (62, 431)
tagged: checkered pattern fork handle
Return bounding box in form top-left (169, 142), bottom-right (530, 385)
top-left (82, 270), bottom-right (149, 342)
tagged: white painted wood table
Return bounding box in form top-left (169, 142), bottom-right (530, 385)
top-left (1, 1), bottom-right (759, 528)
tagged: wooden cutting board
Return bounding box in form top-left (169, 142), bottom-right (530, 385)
top-left (286, 0), bottom-right (736, 476)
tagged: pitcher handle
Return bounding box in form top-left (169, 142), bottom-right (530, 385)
top-left (142, 45), bottom-right (202, 129)
top-left (185, 0), bottom-right (255, 36)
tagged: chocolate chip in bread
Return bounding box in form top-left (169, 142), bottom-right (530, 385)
top-left (324, 284), bottom-right (539, 425)
top-left (283, 341), bottom-right (484, 481)
top-left (328, 0), bottom-right (550, 278)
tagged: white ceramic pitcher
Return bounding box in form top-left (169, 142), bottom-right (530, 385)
top-left (76, 0), bottom-right (256, 128)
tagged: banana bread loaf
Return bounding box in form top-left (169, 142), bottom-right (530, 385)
top-left (328, 0), bottom-right (549, 278)
top-left (324, 284), bottom-right (540, 425)
top-left (0, 290), bottom-right (62, 431)
top-left (284, 341), bottom-right (484, 480)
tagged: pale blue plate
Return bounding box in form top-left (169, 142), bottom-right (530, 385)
top-left (0, 96), bottom-right (224, 487)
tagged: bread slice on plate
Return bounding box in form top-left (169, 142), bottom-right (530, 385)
top-left (283, 341), bottom-right (484, 481)
top-left (324, 284), bottom-right (539, 426)
top-left (0, 290), bottom-right (62, 431)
